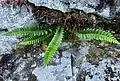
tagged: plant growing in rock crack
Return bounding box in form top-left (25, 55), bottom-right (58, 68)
top-left (1, 24), bottom-right (120, 65)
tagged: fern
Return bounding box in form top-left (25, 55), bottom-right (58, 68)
top-left (44, 27), bottom-right (64, 65)
top-left (1, 24), bottom-right (120, 65)
top-left (75, 28), bottom-right (120, 44)
top-left (19, 34), bottom-right (51, 45)
top-left (3, 25), bottom-right (52, 36)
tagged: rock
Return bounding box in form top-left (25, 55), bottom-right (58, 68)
top-left (0, 41), bottom-right (119, 81)
top-left (0, 0), bottom-right (25, 6)
top-left (70, 42), bottom-right (120, 81)
top-left (33, 51), bottom-right (72, 81)
top-left (28, 0), bottom-right (69, 12)
top-left (28, 73), bottom-right (38, 81)
top-left (0, 45), bottom-right (43, 81)
top-left (0, 4), bottom-right (35, 54)
top-left (0, 1), bottom-right (120, 81)
top-left (0, 36), bottom-right (18, 54)
top-left (86, 45), bottom-right (104, 65)
top-left (28, 0), bottom-right (120, 18)
top-left (81, 58), bottom-right (120, 81)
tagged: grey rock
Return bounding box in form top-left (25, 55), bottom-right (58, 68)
top-left (0, 46), bottom-right (42, 81)
top-left (33, 51), bottom-right (72, 81)
top-left (28, 0), bottom-right (120, 18)
top-left (0, 36), bottom-right (18, 54)
top-left (28, 0), bottom-right (69, 12)
top-left (0, 4), bottom-right (35, 54)
top-left (0, 1), bottom-right (120, 81)
top-left (71, 42), bottom-right (120, 81)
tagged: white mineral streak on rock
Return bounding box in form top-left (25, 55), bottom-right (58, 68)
top-left (33, 52), bottom-right (72, 81)
top-left (0, 5), bottom-right (35, 54)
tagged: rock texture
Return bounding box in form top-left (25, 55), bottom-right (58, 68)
top-left (28, 0), bottom-right (120, 18)
top-left (33, 51), bottom-right (72, 81)
top-left (0, 4), bottom-right (35, 54)
top-left (0, 0), bottom-right (120, 81)
top-left (0, 41), bottom-right (120, 81)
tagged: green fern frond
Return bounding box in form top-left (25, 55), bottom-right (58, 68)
top-left (19, 34), bottom-right (51, 45)
top-left (3, 25), bottom-right (52, 36)
top-left (44, 27), bottom-right (64, 65)
top-left (75, 28), bottom-right (120, 44)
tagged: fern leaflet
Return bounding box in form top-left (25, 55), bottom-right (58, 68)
top-left (75, 28), bottom-right (120, 44)
top-left (19, 34), bottom-right (51, 45)
top-left (3, 26), bottom-right (52, 36)
top-left (44, 27), bottom-right (64, 65)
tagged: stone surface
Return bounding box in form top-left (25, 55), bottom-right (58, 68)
top-left (28, 0), bottom-right (69, 12)
top-left (0, 36), bottom-right (18, 54)
top-left (33, 51), bottom-right (72, 81)
top-left (0, 4), bottom-right (35, 54)
top-left (0, 41), bottom-right (120, 81)
top-left (71, 43), bottom-right (120, 81)
top-left (28, 0), bottom-right (120, 18)
top-left (0, 0), bottom-right (120, 81)
top-left (0, 46), bottom-right (42, 81)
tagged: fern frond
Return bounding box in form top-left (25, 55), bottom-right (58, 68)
top-left (19, 34), bottom-right (51, 45)
top-left (75, 28), bottom-right (120, 44)
top-left (44, 27), bottom-right (64, 65)
top-left (3, 25), bottom-right (52, 36)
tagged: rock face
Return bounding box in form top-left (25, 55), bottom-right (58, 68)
top-left (0, 4), bottom-right (35, 54)
top-left (33, 51), bottom-right (72, 81)
top-left (28, 0), bottom-right (120, 18)
top-left (0, 0), bottom-right (120, 81)
top-left (28, 0), bottom-right (120, 34)
top-left (0, 0), bottom-right (25, 6)
top-left (1, 41), bottom-right (120, 81)
top-left (70, 43), bottom-right (120, 81)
